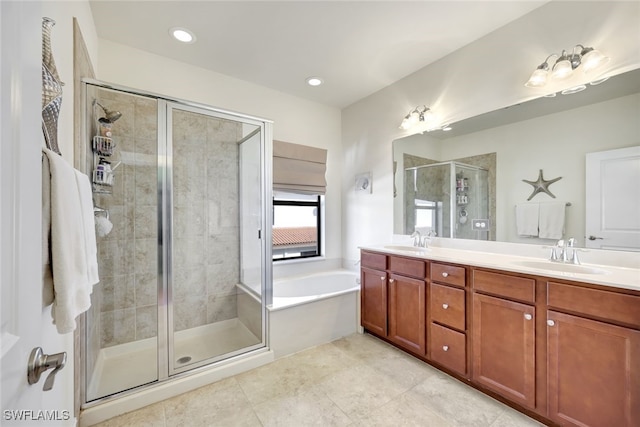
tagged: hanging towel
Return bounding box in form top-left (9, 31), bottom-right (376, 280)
top-left (539, 201), bottom-right (566, 239)
top-left (42, 148), bottom-right (99, 334)
top-left (515, 203), bottom-right (539, 237)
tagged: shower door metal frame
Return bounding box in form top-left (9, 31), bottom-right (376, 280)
top-left (163, 100), bottom-right (271, 376)
top-left (80, 79), bottom-right (273, 407)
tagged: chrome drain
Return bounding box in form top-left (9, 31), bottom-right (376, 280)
top-left (176, 356), bottom-right (192, 364)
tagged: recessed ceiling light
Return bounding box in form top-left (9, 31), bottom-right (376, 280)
top-left (306, 77), bottom-right (323, 87)
top-left (442, 125), bottom-right (452, 131)
top-left (170, 27), bottom-right (196, 44)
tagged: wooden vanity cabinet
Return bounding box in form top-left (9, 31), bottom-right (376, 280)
top-left (360, 252), bottom-right (388, 337)
top-left (546, 283), bottom-right (640, 427)
top-left (387, 256), bottom-right (426, 355)
top-left (471, 270), bottom-right (537, 410)
top-left (429, 262), bottom-right (467, 375)
top-left (359, 250), bottom-right (640, 427)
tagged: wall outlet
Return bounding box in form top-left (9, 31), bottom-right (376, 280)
top-left (472, 219), bottom-right (490, 231)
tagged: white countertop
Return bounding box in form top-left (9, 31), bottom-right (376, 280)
top-left (359, 244), bottom-right (640, 293)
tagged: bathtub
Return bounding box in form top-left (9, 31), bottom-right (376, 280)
top-left (237, 269), bottom-right (360, 358)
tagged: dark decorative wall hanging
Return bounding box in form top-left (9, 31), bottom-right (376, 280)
top-left (522, 169), bottom-right (562, 200)
top-left (42, 17), bottom-right (64, 155)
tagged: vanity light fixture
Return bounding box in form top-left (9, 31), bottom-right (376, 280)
top-left (399, 105), bottom-right (434, 130)
top-left (306, 77), bottom-right (324, 87)
top-left (525, 45), bottom-right (609, 88)
top-left (169, 27), bottom-right (196, 44)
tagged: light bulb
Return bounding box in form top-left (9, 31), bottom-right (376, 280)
top-left (551, 58), bottom-right (573, 79)
top-left (525, 68), bottom-right (549, 87)
top-left (581, 49), bottom-right (610, 73)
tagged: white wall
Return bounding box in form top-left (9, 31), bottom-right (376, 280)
top-left (97, 40), bottom-right (343, 276)
top-left (341, 1), bottom-right (640, 263)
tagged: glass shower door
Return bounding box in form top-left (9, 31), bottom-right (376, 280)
top-left (167, 103), bottom-right (264, 374)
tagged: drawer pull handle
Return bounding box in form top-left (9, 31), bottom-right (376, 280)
top-left (547, 320), bottom-right (555, 327)
top-left (442, 345), bottom-right (449, 352)
top-left (442, 303), bottom-right (449, 310)
top-left (442, 272), bottom-right (449, 277)
top-left (524, 313), bottom-right (532, 320)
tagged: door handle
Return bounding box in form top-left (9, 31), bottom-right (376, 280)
top-left (587, 235), bottom-right (604, 240)
top-left (27, 347), bottom-right (67, 391)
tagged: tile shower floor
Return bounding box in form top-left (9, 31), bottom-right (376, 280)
top-left (89, 319), bottom-right (260, 399)
top-left (89, 333), bottom-right (544, 427)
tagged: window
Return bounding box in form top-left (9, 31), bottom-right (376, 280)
top-left (273, 192), bottom-right (322, 261)
top-left (414, 199), bottom-right (439, 232)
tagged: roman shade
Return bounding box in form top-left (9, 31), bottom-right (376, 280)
top-left (273, 140), bottom-right (327, 195)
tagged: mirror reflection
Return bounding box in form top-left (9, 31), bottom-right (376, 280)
top-left (393, 67), bottom-right (640, 249)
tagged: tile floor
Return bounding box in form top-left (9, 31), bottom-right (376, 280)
top-left (90, 333), bottom-right (544, 427)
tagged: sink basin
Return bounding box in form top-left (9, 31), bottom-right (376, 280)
top-left (513, 260), bottom-right (609, 275)
top-left (383, 245), bottom-right (430, 253)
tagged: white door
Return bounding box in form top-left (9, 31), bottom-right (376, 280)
top-left (585, 146), bottom-right (640, 251)
top-left (1, 2), bottom-right (70, 425)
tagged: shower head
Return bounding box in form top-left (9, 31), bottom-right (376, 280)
top-left (96, 102), bottom-right (122, 123)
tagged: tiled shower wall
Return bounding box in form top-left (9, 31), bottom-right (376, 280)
top-left (90, 93), bottom-right (244, 350)
top-left (92, 88), bottom-right (159, 349)
top-left (171, 110), bottom-right (241, 332)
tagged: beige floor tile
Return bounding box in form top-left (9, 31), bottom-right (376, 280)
top-left (163, 377), bottom-right (253, 427)
top-left (331, 333), bottom-right (402, 364)
top-left (90, 401), bottom-right (165, 427)
top-left (408, 373), bottom-right (505, 427)
top-left (353, 392), bottom-right (454, 427)
top-left (365, 350), bottom-right (439, 390)
top-left (290, 343), bottom-right (360, 377)
top-left (489, 407), bottom-right (545, 427)
top-left (253, 386), bottom-right (351, 427)
top-left (319, 363), bottom-right (408, 421)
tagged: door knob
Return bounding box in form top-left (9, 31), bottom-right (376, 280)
top-left (27, 347), bottom-right (67, 391)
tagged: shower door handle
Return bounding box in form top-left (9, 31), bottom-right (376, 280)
top-left (27, 347), bottom-right (67, 391)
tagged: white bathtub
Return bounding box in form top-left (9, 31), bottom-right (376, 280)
top-left (271, 270), bottom-right (360, 311)
top-left (238, 269), bottom-right (360, 358)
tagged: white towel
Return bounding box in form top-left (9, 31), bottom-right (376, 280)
top-left (43, 148), bottom-right (99, 334)
top-left (539, 201), bottom-right (566, 239)
top-left (515, 203), bottom-right (539, 237)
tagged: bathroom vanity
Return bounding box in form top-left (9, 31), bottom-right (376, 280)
top-left (359, 245), bottom-right (640, 427)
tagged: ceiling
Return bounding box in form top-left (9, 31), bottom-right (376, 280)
top-left (90, 1), bottom-right (548, 108)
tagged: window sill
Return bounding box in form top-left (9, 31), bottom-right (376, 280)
top-left (272, 256), bottom-right (326, 266)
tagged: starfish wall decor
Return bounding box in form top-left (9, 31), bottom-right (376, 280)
top-left (522, 169), bottom-right (562, 201)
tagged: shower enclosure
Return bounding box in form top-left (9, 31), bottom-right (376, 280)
top-left (404, 161), bottom-right (490, 240)
top-left (82, 81), bottom-right (272, 403)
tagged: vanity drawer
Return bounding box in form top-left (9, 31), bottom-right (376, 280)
top-left (548, 282), bottom-right (640, 328)
top-left (430, 283), bottom-right (465, 331)
top-left (473, 270), bottom-right (535, 304)
top-left (389, 256), bottom-right (426, 279)
top-left (361, 251), bottom-right (386, 270)
top-left (431, 263), bottom-right (466, 287)
top-left (430, 323), bottom-right (466, 375)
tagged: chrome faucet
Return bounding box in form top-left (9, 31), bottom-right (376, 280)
top-left (411, 230), bottom-right (436, 248)
top-left (410, 231), bottom-right (421, 247)
top-left (549, 238), bottom-right (581, 265)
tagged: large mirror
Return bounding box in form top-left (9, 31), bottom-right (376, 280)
top-left (393, 67), bottom-right (640, 249)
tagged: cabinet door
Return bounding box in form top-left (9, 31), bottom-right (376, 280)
top-left (388, 274), bottom-right (425, 354)
top-left (472, 293), bottom-right (536, 409)
top-left (547, 311), bottom-right (640, 427)
top-left (361, 267), bottom-right (387, 336)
